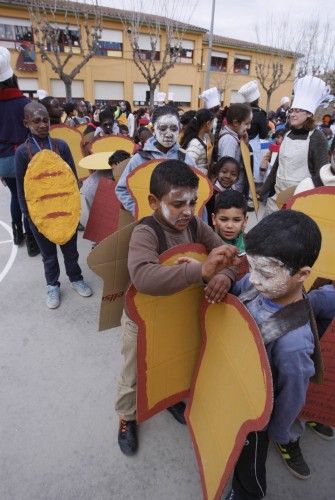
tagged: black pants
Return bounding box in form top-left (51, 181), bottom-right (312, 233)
top-left (30, 224), bottom-right (83, 286)
top-left (232, 431), bottom-right (269, 499)
top-left (4, 177), bottom-right (32, 235)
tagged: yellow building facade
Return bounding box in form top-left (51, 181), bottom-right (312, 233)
top-left (0, 0), bottom-right (297, 111)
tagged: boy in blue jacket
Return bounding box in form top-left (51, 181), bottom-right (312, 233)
top-left (226, 210), bottom-right (326, 499)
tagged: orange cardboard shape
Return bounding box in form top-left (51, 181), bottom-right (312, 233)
top-left (125, 244), bottom-right (208, 422)
top-left (186, 296), bottom-right (273, 500)
top-left (24, 149), bottom-right (80, 245)
top-left (240, 140), bottom-right (259, 213)
top-left (300, 319), bottom-right (335, 427)
top-left (127, 160), bottom-right (213, 220)
top-left (286, 187), bottom-right (335, 291)
top-left (89, 135), bottom-right (135, 155)
top-left (50, 124), bottom-right (86, 179)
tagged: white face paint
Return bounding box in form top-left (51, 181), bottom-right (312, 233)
top-left (247, 255), bottom-right (292, 300)
top-left (120, 102), bottom-right (126, 112)
top-left (154, 114), bottom-right (180, 148)
top-left (159, 188), bottom-right (198, 229)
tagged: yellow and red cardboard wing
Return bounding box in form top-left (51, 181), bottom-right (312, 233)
top-left (286, 187), bottom-right (335, 291)
top-left (125, 244), bottom-right (208, 422)
top-left (186, 296), bottom-right (273, 500)
top-left (127, 160), bottom-right (213, 220)
top-left (24, 150), bottom-right (80, 245)
top-left (90, 135), bottom-right (135, 155)
top-left (240, 140), bottom-right (259, 213)
top-left (50, 124), bottom-right (86, 179)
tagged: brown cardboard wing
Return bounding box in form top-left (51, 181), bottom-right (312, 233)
top-left (87, 221), bottom-right (137, 330)
top-left (50, 124), bottom-right (86, 179)
top-left (276, 186), bottom-right (296, 209)
top-left (240, 140), bottom-right (259, 213)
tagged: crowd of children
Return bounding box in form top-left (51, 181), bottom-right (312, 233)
top-left (0, 45), bottom-right (334, 499)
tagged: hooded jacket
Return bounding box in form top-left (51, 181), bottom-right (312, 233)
top-left (115, 136), bottom-right (196, 214)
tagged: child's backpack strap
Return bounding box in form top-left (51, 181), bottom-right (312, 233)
top-left (139, 216), bottom-right (198, 255)
top-left (311, 170), bottom-right (324, 188)
top-left (177, 149), bottom-right (186, 161)
top-left (137, 150), bottom-right (154, 161)
top-left (306, 296), bottom-right (324, 384)
top-left (50, 138), bottom-right (60, 155)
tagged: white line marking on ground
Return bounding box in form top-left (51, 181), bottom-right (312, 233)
top-left (0, 220), bottom-right (17, 283)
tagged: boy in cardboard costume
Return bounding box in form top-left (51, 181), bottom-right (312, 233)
top-left (116, 160), bottom-right (239, 456)
top-left (15, 101), bottom-right (92, 309)
top-left (226, 210), bottom-right (324, 499)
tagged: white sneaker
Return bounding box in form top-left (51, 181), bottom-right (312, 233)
top-left (46, 285), bottom-right (60, 309)
top-left (71, 280), bottom-right (92, 297)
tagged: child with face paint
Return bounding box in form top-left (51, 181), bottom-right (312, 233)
top-left (115, 105), bottom-right (197, 215)
top-left (116, 160), bottom-right (239, 457)
top-left (94, 106), bottom-right (119, 137)
top-left (15, 101), bottom-right (92, 309)
top-left (225, 210), bottom-right (332, 499)
top-left (116, 100), bottom-right (135, 137)
top-left (215, 103), bottom-right (253, 194)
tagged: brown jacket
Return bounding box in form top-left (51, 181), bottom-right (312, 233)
top-left (128, 215), bottom-right (236, 296)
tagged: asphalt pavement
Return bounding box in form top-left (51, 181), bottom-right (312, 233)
top-left (1, 184), bottom-right (334, 500)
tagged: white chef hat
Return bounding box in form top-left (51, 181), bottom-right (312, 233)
top-left (238, 80), bottom-right (260, 103)
top-left (156, 92), bottom-right (166, 104)
top-left (280, 96), bottom-right (290, 106)
top-left (199, 87), bottom-right (221, 109)
top-left (291, 76), bottom-right (334, 115)
top-left (0, 47), bottom-right (14, 82)
top-left (36, 89), bottom-right (49, 100)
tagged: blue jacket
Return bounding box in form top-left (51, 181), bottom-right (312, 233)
top-left (0, 89), bottom-right (30, 157)
top-left (15, 135), bottom-right (77, 217)
top-left (308, 284), bottom-right (335, 337)
top-left (232, 274), bottom-right (316, 443)
top-left (115, 136), bottom-right (196, 214)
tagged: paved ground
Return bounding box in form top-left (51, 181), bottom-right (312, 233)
top-left (0, 184), bottom-right (334, 500)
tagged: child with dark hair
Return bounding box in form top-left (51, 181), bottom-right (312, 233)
top-left (226, 210), bottom-right (326, 499)
top-left (211, 190), bottom-right (247, 252)
top-left (116, 159), bottom-right (239, 457)
top-left (260, 128), bottom-right (286, 178)
top-left (39, 96), bottom-right (63, 125)
top-left (133, 126), bottom-right (153, 151)
top-left (180, 108), bottom-right (214, 172)
top-left (115, 105), bottom-right (196, 215)
top-left (206, 156), bottom-right (240, 225)
top-left (94, 106), bottom-right (119, 137)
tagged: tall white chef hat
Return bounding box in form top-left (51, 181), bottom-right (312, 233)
top-left (291, 76), bottom-right (334, 115)
top-left (238, 80), bottom-right (260, 103)
top-left (199, 87), bottom-right (221, 109)
top-left (36, 89), bottom-right (49, 100)
top-left (280, 96), bottom-right (290, 106)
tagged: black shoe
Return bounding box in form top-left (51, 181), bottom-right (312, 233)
top-left (306, 421), bottom-right (335, 440)
top-left (118, 419), bottom-right (138, 456)
top-left (225, 489), bottom-right (246, 500)
top-left (12, 222), bottom-right (24, 245)
top-left (275, 439), bottom-right (310, 479)
top-left (26, 234), bottom-right (40, 257)
top-left (167, 402), bottom-right (186, 424)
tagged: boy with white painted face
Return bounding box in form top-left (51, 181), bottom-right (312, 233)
top-left (116, 160), bottom-right (239, 457)
top-left (226, 210), bottom-right (325, 500)
top-left (115, 105), bottom-right (196, 215)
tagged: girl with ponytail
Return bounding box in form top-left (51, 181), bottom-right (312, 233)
top-left (180, 108), bottom-right (213, 172)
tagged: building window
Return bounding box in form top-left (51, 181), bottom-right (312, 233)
top-left (0, 17), bottom-right (33, 49)
top-left (46, 25), bottom-right (81, 53)
top-left (210, 51), bottom-right (227, 72)
top-left (136, 34), bottom-right (160, 61)
top-left (168, 84), bottom-right (192, 106)
top-left (96, 29), bottom-right (123, 57)
top-left (17, 77), bottom-right (38, 98)
top-left (133, 83), bottom-right (160, 106)
top-left (234, 55), bottom-right (251, 75)
top-left (51, 79), bottom-right (84, 99)
top-left (170, 39), bottom-right (194, 64)
top-left (94, 81), bottom-right (124, 105)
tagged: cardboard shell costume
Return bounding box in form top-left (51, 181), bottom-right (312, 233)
top-left (50, 125), bottom-right (86, 179)
top-left (24, 149), bottom-right (81, 245)
top-left (90, 135), bottom-right (135, 155)
top-left (286, 186), bottom-right (335, 290)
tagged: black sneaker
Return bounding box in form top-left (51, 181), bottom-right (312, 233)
top-left (225, 489), bottom-right (246, 500)
top-left (275, 439), bottom-right (310, 479)
top-left (167, 401), bottom-right (186, 424)
top-left (26, 234), bottom-right (40, 257)
top-left (118, 419), bottom-right (138, 456)
top-left (306, 421), bottom-right (335, 440)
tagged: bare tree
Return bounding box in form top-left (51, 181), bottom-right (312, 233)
top-left (28, 0), bottom-right (102, 99)
top-left (119, 0), bottom-right (198, 106)
top-left (254, 17), bottom-right (298, 112)
top-left (296, 18), bottom-right (335, 77)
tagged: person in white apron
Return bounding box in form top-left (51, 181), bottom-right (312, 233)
top-left (261, 76), bottom-right (333, 214)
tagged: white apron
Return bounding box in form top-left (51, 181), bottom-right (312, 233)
top-left (249, 135), bottom-right (262, 183)
top-left (265, 131), bottom-right (312, 215)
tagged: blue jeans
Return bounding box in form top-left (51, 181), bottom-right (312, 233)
top-left (3, 177), bottom-right (32, 236)
top-left (29, 224), bottom-right (83, 286)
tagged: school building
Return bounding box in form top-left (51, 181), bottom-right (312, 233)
top-left (0, 0), bottom-right (299, 110)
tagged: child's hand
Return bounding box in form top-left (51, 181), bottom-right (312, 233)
top-left (176, 256), bottom-right (199, 265)
top-left (201, 245), bottom-right (239, 282)
top-left (204, 274), bottom-right (231, 303)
